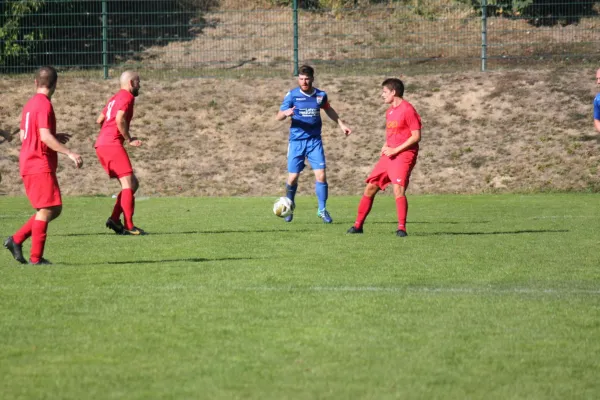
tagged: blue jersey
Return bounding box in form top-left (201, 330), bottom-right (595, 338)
top-left (594, 93), bottom-right (600, 120)
top-left (280, 87), bottom-right (330, 140)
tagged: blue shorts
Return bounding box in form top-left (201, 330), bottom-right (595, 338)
top-left (287, 138), bottom-right (326, 173)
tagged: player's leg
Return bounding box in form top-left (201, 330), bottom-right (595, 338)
top-left (313, 168), bottom-right (332, 223)
top-left (392, 184), bottom-right (408, 237)
top-left (306, 139), bottom-right (331, 223)
top-left (285, 141), bottom-right (306, 223)
top-left (29, 205), bottom-right (62, 265)
top-left (4, 214), bottom-right (33, 264)
top-left (390, 155), bottom-right (416, 237)
top-left (119, 173), bottom-right (144, 235)
top-left (347, 183), bottom-right (380, 234)
top-left (348, 158), bottom-right (389, 234)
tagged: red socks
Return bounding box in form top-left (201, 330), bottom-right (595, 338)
top-left (354, 195), bottom-right (374, 229)
top-left (13, 214), bottom-right (36, 244)
top-left (111, 191), bottom-right (123, 222)
top-left (30, 219), bottom-right (48, 263)
top-left (121, 188), bottom-right (135, 230)
top-left (396, 195), bottom-right (408, 231)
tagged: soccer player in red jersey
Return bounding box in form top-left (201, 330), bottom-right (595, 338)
top-left (347, 78), bottom-right (422, 237)
top-left (95, 70), bottom-right (145, 235)
top-left (3, 66), bottom-right (83, 265)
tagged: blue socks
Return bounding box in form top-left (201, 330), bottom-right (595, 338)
top-left (316, 181), bottom-right (328, 211)
top-left (286, 184), bottom-right (297, 203)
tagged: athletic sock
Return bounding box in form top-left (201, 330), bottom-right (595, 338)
top-left (354, 195), bottom-right (374, 229)
top-left (13, 214), bottom-right (36, 244)
top-left (395, 195), bottom-right (408, 232)
top-left (110, 191), bottom-right (123, 222)
top-left (30, 219), bottom-right (49, 263)
top-left (316, 181), bottom-right (328, 211)
top-left (286, 184), bottom-right (297, 203)
top-left (121, 188), bottom-right (135, 230)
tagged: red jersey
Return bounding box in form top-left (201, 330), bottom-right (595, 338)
top-left (19, 93), bottom-right (58, 176)
top-left (385, 100), bottom-right (422, 150)
top-left (94, 89), bottom-right (135, 147)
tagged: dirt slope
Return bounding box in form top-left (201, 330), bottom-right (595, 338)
top-left (1, 67), bottom-right (599, 198)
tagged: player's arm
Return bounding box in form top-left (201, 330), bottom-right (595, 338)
top-left (382, 129), bottom-right (421, 157)
top-left (115, 110), bottom-right (141, 146)
top-left (595, 119), bottom-right (600, 134)
top-left (324, 106), bottom-right (351, 136)
top-left (96, 113), bottom-right (105, 126)
top-left (19, 129), bottom-right (25, 142)
top-left (39, 128), bottom-right (83, 168)
top-left (276, 107), bottom-right (295, 121)
top-left (276, 92), bottom-right (295, 121)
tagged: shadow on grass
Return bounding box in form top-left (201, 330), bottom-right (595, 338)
top-left (55, 228), bottom-right (313, 237)
top-left (413, 229), bottom-right (569, 236)
top-left (369, 220), bottom-right (492, 225)
top-left (61, 256), bottom-right (254, 266)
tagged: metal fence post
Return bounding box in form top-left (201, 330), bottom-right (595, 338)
top-left (293, 0), bottom-right (299, 76)
top-left (102, 0), bottom-right (108, 79)
top-left (481, 0), bottom-right (487, 72)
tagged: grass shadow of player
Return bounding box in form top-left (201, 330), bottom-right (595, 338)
top-left (55, 228), bottom-right (314, 237)
top-left (413, 229), bottom-right (568, 236)
top-left (61, 256), bottom-right (255, 266)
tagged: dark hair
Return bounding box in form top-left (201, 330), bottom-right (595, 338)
top-left (35, 66), bottom-right (58, 89)
top-left (298, 65), bottom-right (314, 77)
top-left (382, 78), bottom-right (404, 98)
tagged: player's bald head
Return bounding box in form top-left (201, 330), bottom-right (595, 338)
top-left (35, 66), bottom-right (58, 89)
top-left (120, 70), bottom-right (139, 88)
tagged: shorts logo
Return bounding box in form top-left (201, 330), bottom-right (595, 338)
top-left (396, 178), bottom-right (402, 183)
top-left (316, 96), bottom-right (323, 105)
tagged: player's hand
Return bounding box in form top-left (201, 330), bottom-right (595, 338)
top-left (339, 123), bottom-right (351, 136)
top-left (128, 137), bottom-right (142, 147)
top-left (68, 152), bottom-right (83, 168)
top-left (283, 107), bottom-right (295, 117)
top-left (382, 146), bottom-right (400, 157)
top-left (56, 133), bottom-right (72, 144)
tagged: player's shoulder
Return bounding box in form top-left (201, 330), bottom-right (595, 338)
top-left (595, 92), bottom-right (600, 103)
top-left (313, 87), bottom-right (327, 96)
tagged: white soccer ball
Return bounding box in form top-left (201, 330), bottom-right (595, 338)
top-left (273, 196), bottom-right (294, 218)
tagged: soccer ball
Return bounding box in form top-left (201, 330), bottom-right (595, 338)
top-left (273, 196), bottom-right (294, 218)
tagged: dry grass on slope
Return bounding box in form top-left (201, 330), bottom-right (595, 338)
top-left (1, 67), bottom-right (599, 198)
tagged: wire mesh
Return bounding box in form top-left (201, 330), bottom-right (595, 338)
top-left (0, 0), bottom-right (599, 78)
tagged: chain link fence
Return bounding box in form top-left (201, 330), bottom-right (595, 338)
top-left (1, 0), bottom-right (599, 78)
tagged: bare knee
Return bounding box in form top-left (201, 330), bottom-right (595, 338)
top-left (314, 169), bottom-right (326, 183)
top-left (287, 173), bottom-right (299, 186)
top-left (364, 183), bottom-right (379, 197)
top-left (393, 184), bottom-right (406, 198)
top-left (37, 205), bottom-right (62, 222)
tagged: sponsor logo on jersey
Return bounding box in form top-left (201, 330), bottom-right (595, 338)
top-left (295, 98), bottom-right (306, 101)
top-left (299, 108), bottom-right (319, 117)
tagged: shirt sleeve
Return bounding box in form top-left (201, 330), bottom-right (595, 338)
top-left (405, 106), bottom-right (422, 131)
top-left (36, 103), bottom-right (53, 129)
top-left (321, 93), bottom-right (330, 110)
top-left (594, 95), bottom-right (600, 120)
top-left (280, 91), bottom-right (293, 111)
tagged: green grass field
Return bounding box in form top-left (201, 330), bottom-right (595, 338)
top-left (1, 194), bottom-right (599, 399)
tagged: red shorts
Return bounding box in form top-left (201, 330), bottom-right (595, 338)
top-left (95, 146), bottom-right (133, 179)
top-left (366, 151), bottom-right (417, 190)
top-left (22, 172), bottom-right (62, 209)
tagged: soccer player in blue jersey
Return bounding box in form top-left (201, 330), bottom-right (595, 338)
top-left (595, 69), bottom-right (600, 133)
top-left (276, 65), bottom-right (351, 223)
